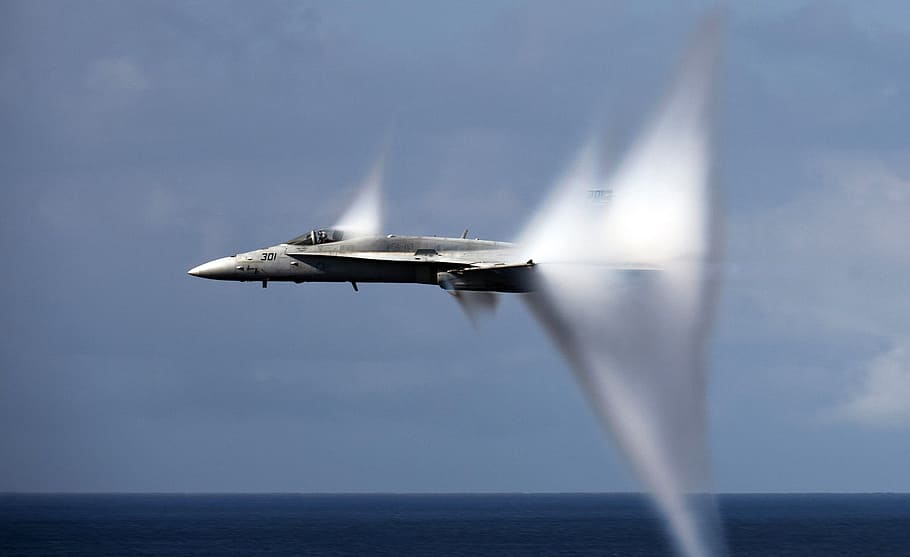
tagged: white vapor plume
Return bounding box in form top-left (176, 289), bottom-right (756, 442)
top-left (334, 156), bottom-right (385, 237)
top-left (450, 290), bottom-right (500, 327)
top-left (521, 16), bottom-right (724, 557)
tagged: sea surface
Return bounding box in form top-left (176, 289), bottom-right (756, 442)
top-left (2, 493), bottom-right (908, 556)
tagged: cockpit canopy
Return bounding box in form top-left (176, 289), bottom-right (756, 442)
top-left (287, 228), bottom-right (345, 246)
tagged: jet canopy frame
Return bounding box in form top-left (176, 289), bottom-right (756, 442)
top-left (287, 228), bottom-right (346, 246)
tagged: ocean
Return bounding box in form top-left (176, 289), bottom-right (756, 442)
top-left (2, 493), bottom-right (908, 556)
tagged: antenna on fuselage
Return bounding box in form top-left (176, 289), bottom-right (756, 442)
top-left (461, 229), bottom-right (469, 239)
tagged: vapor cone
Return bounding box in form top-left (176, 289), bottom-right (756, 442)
top-left (335, 156), bottom-right (385, 237)
top-left (521, 18), bottom-right (724, 557)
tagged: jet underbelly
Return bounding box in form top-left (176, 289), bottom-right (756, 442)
top-left (292, 253), bottom-right (438, 284)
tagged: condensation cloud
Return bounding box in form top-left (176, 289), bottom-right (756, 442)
top-left (520, 17), bottom-right (724, 557)
top-left (334, 156), bottom-right (385, 237)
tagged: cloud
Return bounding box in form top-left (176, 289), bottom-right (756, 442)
top-left (733, 152), bottom-right (910, 329)
top-left (836, 341), bottom-right (910, 427)
top-left (729, 151), bottom-right (910, 426)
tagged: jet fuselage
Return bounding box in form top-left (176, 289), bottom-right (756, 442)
top-left (188, 233), bottom-right (521, 290)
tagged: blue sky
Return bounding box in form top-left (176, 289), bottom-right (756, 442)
top-left (2, 0), bottom-right (909, 492)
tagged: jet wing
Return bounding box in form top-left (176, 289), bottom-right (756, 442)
top-left (287, 251), bottom-right (656, 293)
top-left (287, 250), bottom-right (538, 293)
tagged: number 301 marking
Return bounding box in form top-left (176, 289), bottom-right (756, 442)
top-left (260, 252), bottom-right (277, 261)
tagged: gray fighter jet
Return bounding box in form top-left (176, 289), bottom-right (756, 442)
top-left (188, 156), bottom-right (541, 298)
top-left (187, 228), bottom-right (536, 293)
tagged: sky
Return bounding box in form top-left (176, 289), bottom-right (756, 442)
top-left (2, 0), bottom-right (909, 493)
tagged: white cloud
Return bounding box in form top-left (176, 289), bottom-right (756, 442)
top-left (733, 152), bottom-right (910, 332)
top-left (730, 152), bottom-right (910, 426)
top-left (837, 341), bottom-right (910, 427)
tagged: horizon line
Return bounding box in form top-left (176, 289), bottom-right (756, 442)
top-left (3, 490), bottom-right (909, 496)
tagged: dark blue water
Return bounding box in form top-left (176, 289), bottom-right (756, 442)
top-left (2, 494), bottom-right (909, 556)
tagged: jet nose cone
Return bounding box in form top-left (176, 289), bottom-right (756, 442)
top-left (187, 256), bottom-right (236, 280)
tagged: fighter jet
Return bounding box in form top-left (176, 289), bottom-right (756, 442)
top-left (187, 228), bottom-right (536, 293)
top-left (186, 159), bottom-right (542, 323)
top-left (186, 156), bottom-right (544, 298)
